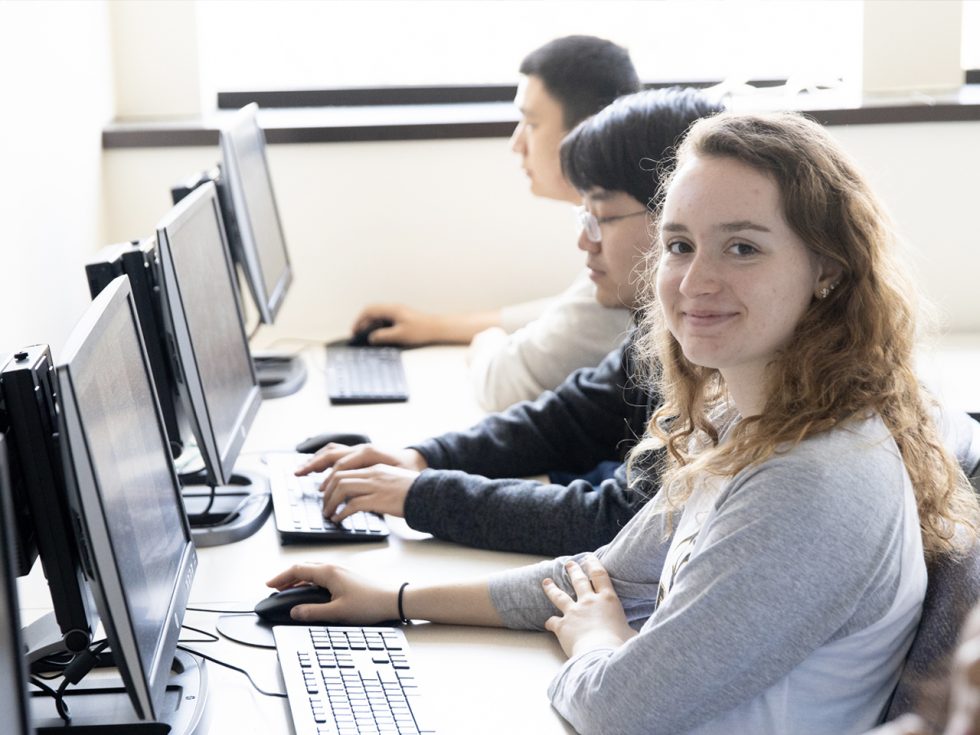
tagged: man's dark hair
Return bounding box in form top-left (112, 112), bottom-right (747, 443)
top-left (559, 87), bottom-right (723, 206)
top-left (519, 35), bottom-right (641, 130)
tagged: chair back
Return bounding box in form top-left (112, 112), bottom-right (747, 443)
top-left (885, 543), bottom-right (980, 720)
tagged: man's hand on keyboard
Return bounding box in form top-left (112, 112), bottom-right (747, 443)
top-left (297, 443), bottom-right (427, 476)
top-left (319, 464), bottom-right (419, 522)
top-left (267, 562), bottom-right (400, 625)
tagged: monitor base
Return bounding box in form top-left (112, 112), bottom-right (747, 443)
top-left (32, 649), bottom-right (209, 734)
top-left (253, 350), bottom-right (306, 399)
top-left (182, 468), bottom-right (271, 548)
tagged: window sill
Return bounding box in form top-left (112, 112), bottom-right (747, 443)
top-left (102, 85), bottom-right (980, 150)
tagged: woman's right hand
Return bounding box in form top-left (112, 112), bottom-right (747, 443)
top-left (265, 563), bottom-right (400, 625)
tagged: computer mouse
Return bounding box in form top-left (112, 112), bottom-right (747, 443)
top-left (254, 585), bottom-right (332, 625)
top-left (349, 318), bottom-right (394, 347)
top-left (295, 432), bottom-right (372, 454)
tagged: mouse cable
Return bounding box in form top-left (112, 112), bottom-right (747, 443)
top-left (179, 623), bottom-right (220, 644)
top-left (186, 605), bottom-right (256, 614)
top-left (175, 644), bottom-right (287, 699)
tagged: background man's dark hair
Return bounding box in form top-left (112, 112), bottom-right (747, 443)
top-left (559, 87), bottom-right (724, 206)
top-left (519, 35), bottom-right (641, 130)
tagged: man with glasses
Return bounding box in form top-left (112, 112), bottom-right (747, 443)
top-left (300, 89), bottom-right (730, 556)
top-left (351, 35), bottom-right (640, 412)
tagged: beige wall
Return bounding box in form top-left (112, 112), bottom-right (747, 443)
top-left (103, 137), bottom-right (585, 343)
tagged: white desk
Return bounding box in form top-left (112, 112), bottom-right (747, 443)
top-left (19, 345), bottom-right (574, 734)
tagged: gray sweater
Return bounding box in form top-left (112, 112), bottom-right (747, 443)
top-left (489, 414), bottom-right (927, 734)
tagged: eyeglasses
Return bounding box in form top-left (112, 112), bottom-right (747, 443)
top-left (575, 206), bottom-right (649, 243)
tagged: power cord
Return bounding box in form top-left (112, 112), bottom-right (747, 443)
top-left (30, 639), bottom-right (111, 724)
top-left (186, 605), bottom-right (255, 615)
top-left (179, 623), bottom-right (220, 644)
top-left (176, 645), bottom-right (287, 699)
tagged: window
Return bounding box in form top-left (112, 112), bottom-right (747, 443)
top-left (964, 0), bottom-right (980, 70)
top-left (195, 0), bottom-right (863, 98)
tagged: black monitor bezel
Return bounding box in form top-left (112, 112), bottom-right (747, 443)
top-left (219, 102), bottom-right (293, 324)
top-left (56, 277), bottom-right (197, 721)
top-left (155, 181), bottom-right (262, 487)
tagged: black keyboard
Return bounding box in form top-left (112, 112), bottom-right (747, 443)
top-left (267, 454), bottom-right (389, 544)
top-left (326, 346), bottom-right (409, 404)
top-left (275, 625), bottom-right (436, 735)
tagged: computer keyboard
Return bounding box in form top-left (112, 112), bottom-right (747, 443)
top-left (266, 454), bottom-right (390, 544)
top-left (275, 625), bottom-right (436, 735)
top-left (326, 346), bottom-right (409, 405)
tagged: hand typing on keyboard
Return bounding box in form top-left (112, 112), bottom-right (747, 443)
top-left (296, 443), bottom-right (427, 476)
top-left (295, 444), bottom-right (428, 523)
top-left (321, 464), bottom-right (419, 523)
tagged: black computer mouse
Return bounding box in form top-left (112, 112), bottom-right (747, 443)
top-left (254, 586), bottom-right (332, 625)
top-left (295, 432), bottom-right (372, 454)
top-left (349, 318), bottom-right (394, 347)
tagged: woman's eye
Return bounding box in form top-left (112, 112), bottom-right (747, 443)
top-left (665, 240), bottom-right (693, 255)
top-left (729, 241), bottom-right (758, 256)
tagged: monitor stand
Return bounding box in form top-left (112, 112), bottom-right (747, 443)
top-left (180, 468), bottom-right (272, 547)
top-left (31, 650), bottom-right (208, 734)
top-left (252, 350), bottom-right (306, 399)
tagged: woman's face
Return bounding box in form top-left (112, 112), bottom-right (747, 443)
top-left (656, 155), bottom-right (828, 400)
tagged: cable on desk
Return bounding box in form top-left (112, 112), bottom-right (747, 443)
top-left (176, 644), bottom-right (288, 699)
top-left (179, 623), bottom-right (220, 643)
top-left (29, 675), bottom-right (68, 723)
top-left (186, 605), bottom-right (256, 615)
top-left (34, 639), bottom-right (111, 724)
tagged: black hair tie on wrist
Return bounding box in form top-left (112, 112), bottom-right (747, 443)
top-left (397, 582), bottom-right (411, 625)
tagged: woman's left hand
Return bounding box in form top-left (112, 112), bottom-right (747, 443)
top-left (543, 554), bottom-right (637, 659)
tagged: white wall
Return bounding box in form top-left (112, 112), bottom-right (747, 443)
top-left (103, 119), bottom-right (980, 345)
top-left (0, 1), bottom-right (115, 357)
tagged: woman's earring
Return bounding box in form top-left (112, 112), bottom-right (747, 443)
top-left (818, 282), bottom-right (838, 300)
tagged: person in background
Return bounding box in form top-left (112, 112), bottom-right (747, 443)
top-left (271, 111), bottom-right (980, 734)
top-left (352, 35), bottom-right (640, 412)
top-left (303, 87), bottom-right (726, 557)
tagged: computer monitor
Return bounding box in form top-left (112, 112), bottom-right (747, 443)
top-left (56, 276), bottom-right (198, 722)
top-left (85, 240), bottom-right (185, 459)
top-left (155, 181), bottom-right (262, 488)
top-left (0, 346), bottom-right (97, 657)
top-left (173, 103), bottom-right (305, 399)
top-left (219, 102), bottom-right (292, 325)
top-left (0, 434), bottom-right (34, 735)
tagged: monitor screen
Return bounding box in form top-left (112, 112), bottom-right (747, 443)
top-left (56, 276), bottom-right (197, 721)
top-left (155, 181), bottom-right (261, 487)
top-left (219, 102), bottom-right (292, 324)
top-left (0, 434), bottom-right (34, 735)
